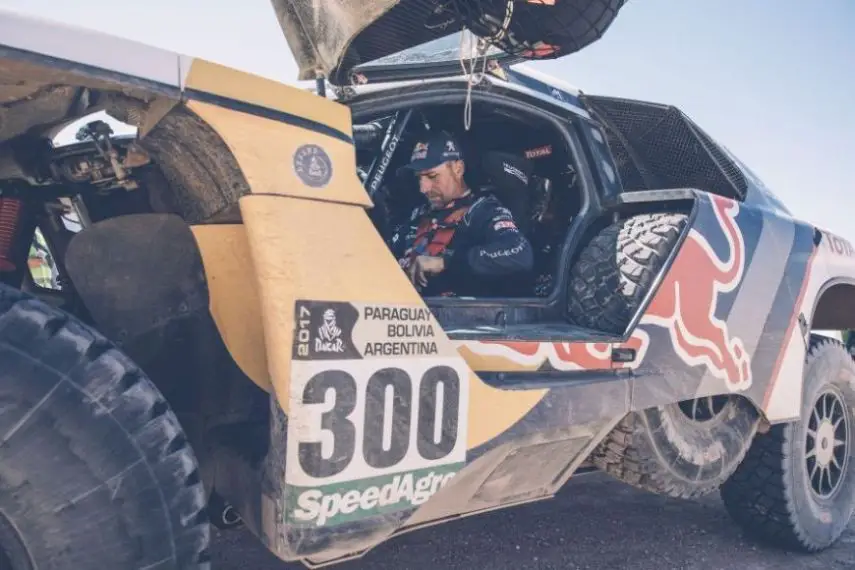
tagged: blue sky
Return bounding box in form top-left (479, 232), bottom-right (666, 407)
top-left (1, 0), bottom-right (853, 239)
top-left (536, 0), bottom-right (855, 238)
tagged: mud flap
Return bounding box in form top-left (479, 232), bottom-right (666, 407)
top-left (63, 213), bottom-right (209, 345)
top-left (60, 213), bottom-right (254, 427)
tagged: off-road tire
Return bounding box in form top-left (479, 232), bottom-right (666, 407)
top-left (566, 212), bottom-right (688, 334)
top-left (0, 284), bottom-right (210, 569)
top-left (720, 335), bottom-right (855, 552)
top-left (591, 394), bottom-right (759, 498)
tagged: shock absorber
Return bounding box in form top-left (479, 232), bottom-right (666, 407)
top-left (0, 197), bottom-right (23, 272)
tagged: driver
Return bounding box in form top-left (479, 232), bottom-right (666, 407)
top-left (388, 130), bottom-right (533, 297)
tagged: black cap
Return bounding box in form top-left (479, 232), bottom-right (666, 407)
top-left (398, 131), bottom-right (464, 174)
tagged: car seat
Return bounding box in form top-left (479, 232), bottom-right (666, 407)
top-left (481, 150), bottom-right (562, 297)
top-left (480, 150), bottom-right (551, 236)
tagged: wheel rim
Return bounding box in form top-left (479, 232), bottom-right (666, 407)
top-left (678, 395), bottom-right (730, 422)
top-left (806, 389), bottom-right (850, 499)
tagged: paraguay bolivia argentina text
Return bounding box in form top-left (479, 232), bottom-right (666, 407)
top-left (362, 305), bottom-right (439, 357)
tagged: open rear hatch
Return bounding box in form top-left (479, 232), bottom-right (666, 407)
top-left (270, 0), bottom-right (628, 84)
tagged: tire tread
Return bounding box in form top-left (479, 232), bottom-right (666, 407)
top-left (0, 285), bottom-right (210, 568)
top-left (720, 335), bottom-right (855, 552)
top-left (566, 212), bottom-right (687, 334)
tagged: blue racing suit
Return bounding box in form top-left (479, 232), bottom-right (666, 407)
top-left (388, 190), bottom-right (534, 297)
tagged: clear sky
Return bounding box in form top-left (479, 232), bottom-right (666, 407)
top-left (1, 0), bottom-right (853, 239)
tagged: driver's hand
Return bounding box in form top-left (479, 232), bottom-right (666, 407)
top-left (408, 255), bottom-right (445, 287)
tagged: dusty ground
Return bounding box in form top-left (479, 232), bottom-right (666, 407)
top-left (211, 472), bottom-right (855, 570)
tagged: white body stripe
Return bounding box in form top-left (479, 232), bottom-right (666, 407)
top-left (0, 7), bottom-right (193, 89)
top-left (765, 229), bottom-right (855, 421)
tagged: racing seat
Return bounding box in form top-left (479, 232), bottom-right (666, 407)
top-left (481, 150), bottom-right (558, 297)
top-left (480, 150), bottom-right (551, 236)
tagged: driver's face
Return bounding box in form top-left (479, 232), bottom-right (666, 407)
top-left (417, 160), bottom-right (465, 209)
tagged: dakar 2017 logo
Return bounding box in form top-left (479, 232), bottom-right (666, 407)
top-left (315, 309), bottom-right (344, 353)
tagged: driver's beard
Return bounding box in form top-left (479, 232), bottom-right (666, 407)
top-left (429, 185), bottom-right (469, 210)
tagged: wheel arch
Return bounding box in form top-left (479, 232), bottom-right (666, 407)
top-left (811, 277), bottom-right (855, 332)
top-left (134, 102), bottom-right (254, 224)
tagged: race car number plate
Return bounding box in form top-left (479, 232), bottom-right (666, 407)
top-left (285, 300), bottom-right (470, 528)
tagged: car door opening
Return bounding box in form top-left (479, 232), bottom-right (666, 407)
top-left (353, 98), bottom-right (585, 308)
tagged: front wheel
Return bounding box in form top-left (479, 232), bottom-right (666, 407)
top-left (0, 285), bottom-right (211, 569)
top-left (721, 335), bottom-right (855, 552)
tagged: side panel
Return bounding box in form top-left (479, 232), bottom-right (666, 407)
top-left (190, 224), bottom-right (271, 392)
top-left (188, 81), bottom-right (846, 561)
top-left (763, 228), bottom-right (855, 421)
top-left (184, 88), bottom-right (599, 564)
top-left (456, 193), bottom-right (831, 425)
top-left (626, 194), bottom-right (812, 418)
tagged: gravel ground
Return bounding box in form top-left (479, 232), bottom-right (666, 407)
top-left (211, 472), bottom-right (855, 570)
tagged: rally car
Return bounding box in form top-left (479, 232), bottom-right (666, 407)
top-left (1, 1), bottom-right (855, 569)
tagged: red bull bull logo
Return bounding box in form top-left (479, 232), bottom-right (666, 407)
top-left (457, 195), bottom-right (747, 387)
top-left (640, 195), bottom-right (750, 391)
top-left (411, 142), bottom-right (428, 161)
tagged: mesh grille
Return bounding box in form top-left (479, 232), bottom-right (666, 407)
top-left (461, 0), bottom-right (627, 59)
top-left (689, 122), bottom-right (749, 197)
top-left (337, 1), bottom-right (450, 80)
top-left (338, 0), bottom-right (626, 81)
top-left (584, 96), bottom-right (747, 200)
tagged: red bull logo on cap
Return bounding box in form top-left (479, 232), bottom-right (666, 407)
top-left (640, 195), bottom-right (750, 391)
top-left (411, 142), bottom-right (428, 161)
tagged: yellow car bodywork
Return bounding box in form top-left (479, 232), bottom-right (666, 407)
top-left (0, 2), bottom-right (636, 567)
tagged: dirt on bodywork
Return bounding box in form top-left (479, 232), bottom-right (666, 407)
top-left (270, 0), bottom-right (397, 81)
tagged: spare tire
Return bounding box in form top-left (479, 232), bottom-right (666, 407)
top-left (566, 212), bottom-right (688, 334)
top-left (0, 284), bottom-right (210, 569)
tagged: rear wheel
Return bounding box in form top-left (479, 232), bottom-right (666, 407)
top-left (0, 285), bottom-right (210, 569)
top-left (591, 394), bottom-right (759, 498)
top-left (721, 335), bottom-right (855, 552)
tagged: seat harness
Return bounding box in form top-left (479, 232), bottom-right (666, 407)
top-left (404, 195), bottom-right (473, 265)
